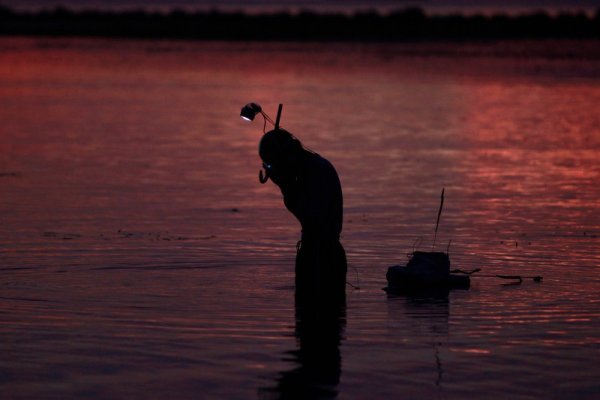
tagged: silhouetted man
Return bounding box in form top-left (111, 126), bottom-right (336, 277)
top-left (258, 128), bottom-right (347, 399)
top-left (259, 129), bottom-right (347, 304)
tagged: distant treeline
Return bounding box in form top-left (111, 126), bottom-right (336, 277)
top-left (1, 6), bottom-right (600, 41)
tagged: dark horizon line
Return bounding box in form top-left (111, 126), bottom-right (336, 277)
top-left (1, 5), bottom-right (600, 41)
top-left (3, 4), bottom-right (600, 18)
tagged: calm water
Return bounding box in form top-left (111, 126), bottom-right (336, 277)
top-left (1, 37), bottom-right (599, 399)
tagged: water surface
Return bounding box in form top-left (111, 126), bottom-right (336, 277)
top-left (1, 37), bottom-right (599, 399)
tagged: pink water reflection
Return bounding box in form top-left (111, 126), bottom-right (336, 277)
top-left (1, 37), bottom-right (599, 399)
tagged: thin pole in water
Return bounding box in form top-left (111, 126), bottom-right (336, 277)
top-left (432, 188), bottom-right (445, 251)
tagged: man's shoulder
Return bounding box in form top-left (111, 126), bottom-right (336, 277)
top-left (310, 152), bottom-right (333, 168)
top-left (307, 153), bottom-right (340, 182)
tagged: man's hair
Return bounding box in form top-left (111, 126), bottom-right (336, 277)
top-left (258, 129), bottom-right (303, 166)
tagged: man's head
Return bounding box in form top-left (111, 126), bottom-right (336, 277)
top-left (258, 129), bottom-right (303, 170)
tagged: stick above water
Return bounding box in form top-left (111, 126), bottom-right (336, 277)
top-left (432, 188), bottom-right (445, 251)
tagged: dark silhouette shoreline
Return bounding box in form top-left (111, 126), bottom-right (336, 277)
top-left (1, 6), bottom-right (599, 41)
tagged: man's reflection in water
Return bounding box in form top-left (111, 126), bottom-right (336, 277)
top-left (260, 290), bottom-right (346, 400)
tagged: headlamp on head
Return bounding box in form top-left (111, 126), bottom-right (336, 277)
top-left (240, 103), bottom-right (262, 122)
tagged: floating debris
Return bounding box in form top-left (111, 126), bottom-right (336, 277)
top-left (0, 172), bottom-right (21, 178)
top-left (385, 251), bottom-right (470, 293)
top-left (384, 188), bottom-right (542, 293)
top-left (455, 270), bottom-right (543, 284)
top-left (385, 189), bottom-right (469, 293)
top-left (42, 231), bottom-right (82, 240)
